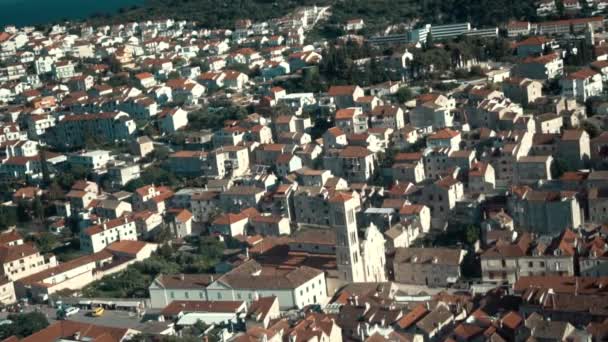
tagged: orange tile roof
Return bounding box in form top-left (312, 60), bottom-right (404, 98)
top-left (328, 85), bottom-right (357, 96)
top-left (105, 240), bottom-right (148, 256)
top-left (21, 320), bottom-right (129, 342)
top-left (335, 108), bottom-right (356, 120)
top-left (396, 304), bottom-right (428, 329)
top-left (328, 192), bottom-right (353, 203)
top-left (428, 128), bottom-right (460, 140)
top-left (213, 213), bottom-right (248, 225)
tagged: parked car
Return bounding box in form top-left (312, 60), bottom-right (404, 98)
top-left (65, 307), bottom-right (79, 317)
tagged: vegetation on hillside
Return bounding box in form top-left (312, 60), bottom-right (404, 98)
top-left (106, 0), bottom-right (537, 33)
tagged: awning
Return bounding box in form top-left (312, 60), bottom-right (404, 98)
top-left (114, 301), bottom-right (141, 308)
top-left (92, 300), bottom-right (114, 305)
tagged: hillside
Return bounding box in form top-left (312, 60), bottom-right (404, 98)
top-left (111, 0), bottom-right (538, 31)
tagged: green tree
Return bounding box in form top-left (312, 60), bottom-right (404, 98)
top-left (0, 312), bottom-right (49, 339)
top-left (582, 120), bottom-right (602, 138)
top-left (464, 225), bottom-right (480, 246)
top-left (32, 232), bottom-right (58, 253)
top-left (198, 236), bottom-right (225, 261)
top-left (0, 207), bottom-right (17, 230)
top-left (16, 200), bottom-right (30, 223)
top-left (46, 182), bottom-right (65, 201)
top-left (39, 148), bottom-right (51, 185)
top-left (32, 198), bottom-right (44, 222)
top-left (396, 87), bottom-right (414, 103)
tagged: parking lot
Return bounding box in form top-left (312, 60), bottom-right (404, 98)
top-left (65, 308), bottom-right (144, 329)
top-left (0, 305), bottom-right (146, 329)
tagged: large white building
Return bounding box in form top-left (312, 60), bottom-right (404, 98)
top-left (80, 216), bottom-right (138, 253)
top-left (149, 260), bottom-right (327, 310)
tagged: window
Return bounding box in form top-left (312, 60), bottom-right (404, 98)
top-left (185, 292), bottom-right (189, 299)
top-left (347, 210), bottom-right (355, 224)
top-left (170, 292), bottom-right (175, 299)
top-left (217, 293), bottom-right (222, 299)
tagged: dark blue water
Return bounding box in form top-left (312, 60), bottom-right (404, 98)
top-left (0, 0), bottom-right (144, 27)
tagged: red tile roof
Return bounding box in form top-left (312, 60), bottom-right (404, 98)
top-left (566, 68), bottom-right (598, 80)
top-left (328, 85), bottom-right (357, 96)
top-left (105, 240), bottom-right (149, 256)
top-left (428, 128), bottom-right (460, 140)
top-left (213, 213), bottom-right (248, 225)
top-left (21, 320), bottom-right (129, 342)
top-left (0, 243), bottom-right (38, 263)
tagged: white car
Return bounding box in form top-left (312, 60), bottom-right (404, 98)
top-left (65, 307), bottom-right (79, 317)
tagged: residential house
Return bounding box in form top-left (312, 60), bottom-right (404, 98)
top-left (514, 155), bottom-right (553, 184)
top-left (393, 247), bottom-right (466, 287)
top-left (427, 128), bottom-right (461, 150)
top-left (250, 214), bottom-right (291, 236)
top-left (368, 105), bottom-right (405, 130)
top-left (513, 53), bottom-right (563, 80)
top-left (409, 93), bottom-right (456, 129)
top-left (132, 184), bottom-right (174, 213)
top-left (561, 68), bottom-right (603, 102)
top-left (210, 212), bottom-right (250, 237)
top-left (328, 85), bottom-right (364, 109)
top-left (159, 107), bottom-right (188, 134)
top-left (219, 186), bottom-right (265, 213)
top-left (481, 231), bottom-right (578, 284)
top-left (324, 146), bottom-right (376, 183)
top-left (502, 77), bottom-right (543, 104)
top-left (79, 216), bottom-right (138, 253)
top-left (508, 187), bottom-right (583, 235)
top-left (335, 107), bottom-right (368, 134)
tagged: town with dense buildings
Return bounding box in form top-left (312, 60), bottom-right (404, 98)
top-left (2, 0), bottom-right (608, 341)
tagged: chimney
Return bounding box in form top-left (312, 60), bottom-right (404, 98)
top-left (180, 273), bottom-right (185, 281)
top-left (73, 331), bottom-right (81, 341)
top-left (245, 247), bottom-right (250, 260)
